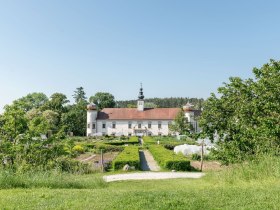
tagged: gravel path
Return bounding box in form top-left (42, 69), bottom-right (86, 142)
top-left (81, 155), bottom-right (96, 162)
top-left (139, 150), bottom-right (160, 171)
top-left (103, 172), bottom-right (205, 182)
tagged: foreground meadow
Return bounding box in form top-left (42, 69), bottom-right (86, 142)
top-left (1, 177), bottom-right (280, 209)
top-left (1, 156), bottom-right (280, 210)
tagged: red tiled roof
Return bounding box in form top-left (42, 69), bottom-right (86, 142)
top-left (97, 108), bottom-right (181, 120)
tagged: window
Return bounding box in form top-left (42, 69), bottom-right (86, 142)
top-left (87, 123), bottom-right (90, 129)
top-left (148, 122), bottom-right (152, 129)
top-left (102, 123), bottom-right (106, 129)
top-left (92, 123), bottom-right (96, 129)
top-left (138, 122), bottom-right (141, 129)
top-left (112, 122), bottom-right (116, 129)
top-left (128, 121), bottom-right (132, 129)
top-left (158, 121), bottom-right (162, 129)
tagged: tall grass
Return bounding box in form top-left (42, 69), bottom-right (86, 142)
top-left (206, 155), bottom-right (280, 184)
top-left (0, 170), bottom-right (107, 189)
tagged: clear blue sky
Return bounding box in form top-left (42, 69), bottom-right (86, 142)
top-left (1, 0), bottom-right (280, 112)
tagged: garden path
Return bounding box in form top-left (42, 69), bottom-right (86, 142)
top-left (139, 150), bottom-right (160, 171)
top-left (103, 172), bottom-right (205, 182)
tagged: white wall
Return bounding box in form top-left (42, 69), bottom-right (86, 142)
top-left (86, 110), bottom-right (97, 136)
top-left (96, 120), bottom-right (172, 136)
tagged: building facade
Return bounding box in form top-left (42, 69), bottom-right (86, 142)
top-left (86, 86), bottom-right (201, 136)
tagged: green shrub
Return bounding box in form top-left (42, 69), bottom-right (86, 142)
top-left (94, 143), bottom-right (124, 153)
top-left (163, 142), bottom-right (184, 150)
top-left (112, 146), bottom-right (140, 170)
top-left (149, 145), bottom-right (191, 171)
top-left (72, 145), bottom-right (85, 154)
top-left (105, 136), bottom-right (139, 146)
top-left (52, 157), bottom-right (92, 174)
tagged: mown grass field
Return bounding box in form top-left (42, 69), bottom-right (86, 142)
top-left (1, 156), bottom-right (280, 210)
top-left (1, 177), bottom-right (280, 210)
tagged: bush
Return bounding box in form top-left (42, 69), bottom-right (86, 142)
top-left (112, 146), bottom-right (140, 170)
top-left (72, 145), bottom-right (85, 154)
top-left (94, 143), bottom-right (124, 153)
top-left (105, 136), bottom-right (139, 146)
top-left (149, 145), bottom-right (191, 171)
top-left (52, 157), bottom-right (92, 174)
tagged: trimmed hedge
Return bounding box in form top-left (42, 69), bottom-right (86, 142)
top-left (105, 136), bottom-right (139, 146)
top-left (112, 146), bottom-right (140, 170)
top-left (149, 145), bottom-right (191, 171)
top-left (94, 143), bottom-right (124, 153)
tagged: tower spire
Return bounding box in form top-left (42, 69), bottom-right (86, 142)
top-left (138, 83), bottom-right (144, 100)
top-left (137, 83), bottom-right (145, 111)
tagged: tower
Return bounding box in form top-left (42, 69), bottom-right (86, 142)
top-left (137, 83), bottom-right (145, 111)
top-left (183, 102), bottom-right (196, 132)
top-left (86, 103), bottom-right (98, 136)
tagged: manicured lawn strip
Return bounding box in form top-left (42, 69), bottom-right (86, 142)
top-left (143, 136), bottom-right (156, 145)
top-left (112, 146), bottom-right (140, 170)
top-left (149, 145), bottom-right (190, 171)
top-left (1, 178), bottom-right (280, 209)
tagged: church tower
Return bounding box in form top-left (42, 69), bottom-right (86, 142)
top-left (137, 83), bottom-right (145, 111)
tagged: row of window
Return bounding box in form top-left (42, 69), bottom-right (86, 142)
top-left (87, 121), bottom-right (172, 129)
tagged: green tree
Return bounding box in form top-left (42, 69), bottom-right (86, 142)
top-left (13, 92), bottom-right (48, 112)
top-left (169, 109), bottom-right (192, 135)
top-left (41, 93), bottom-right (69, 114)
top-left (73, 87), bottom-right (87, 104)
top-left (200, 60), bottom-right (280, 164)
top-left (61, 102), bottom-right (87, 136)
top-left (89, 92), bottom-right (116, 110)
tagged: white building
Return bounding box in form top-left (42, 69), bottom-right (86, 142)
top-left (86, 86), bottom-right (201, 136)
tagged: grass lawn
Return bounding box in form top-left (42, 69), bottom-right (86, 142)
top-left (1, 174), bottom-right (280, 210)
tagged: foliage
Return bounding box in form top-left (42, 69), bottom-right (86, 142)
top-left (117, 97), bottom-right (204, 109)
top-left (41, 93), bottom-right (69, 114)
top-left (0, 134), bottom-right (88, 173)
top-left (61, 102), bottom-right (87, 136)
top-left (105, 136), bottom-right (139, 146)
top-left (112, 146), bottom-right (140, 170)
top-left (72, 145), bottom-right (84, 154)
top-left (73, 87), bottom-right (87, 104)
top-left (169, 109), bottom-right (192, 135)
top-left (149, 145), bottom-right (191, 171)
top-left (200, 60), bottom-right (280, 164)
top-left (94, 143), bottom-right (124, 153)
top-left (89, 92), bottom-right (116, 110)
top-left (52, 157), bottom-right (91, 174)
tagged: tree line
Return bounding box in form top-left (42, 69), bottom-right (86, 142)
top-left (117, 97), bottom-right (204, 109)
